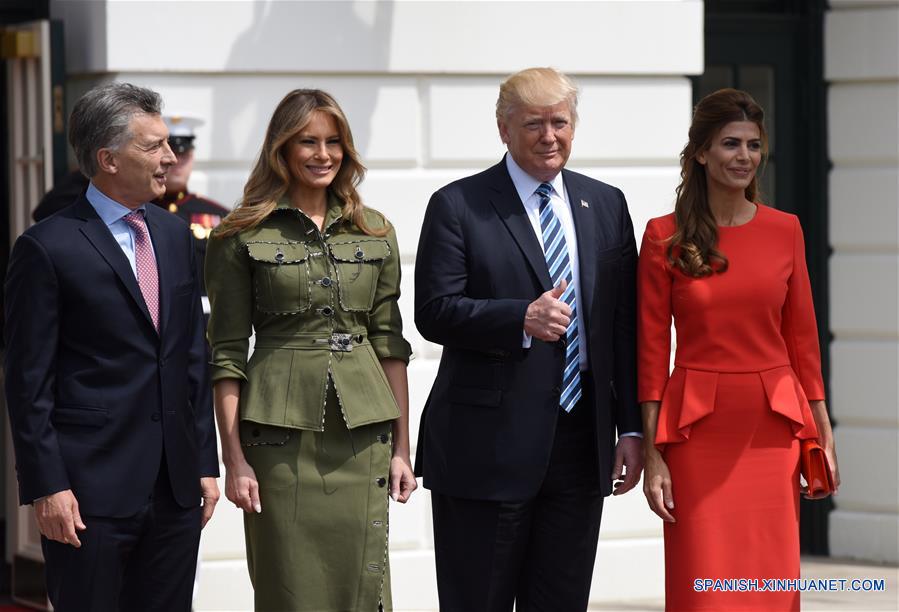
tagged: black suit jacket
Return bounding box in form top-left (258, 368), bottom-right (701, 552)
top-left (414, 159), bottom-right (640, 500)
top-left (4, 195), bottom-right (219, 517)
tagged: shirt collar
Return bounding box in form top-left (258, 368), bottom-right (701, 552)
top-left (275, 191), bottom-right (346, 228)
top-left (504, 154), bottom-right (566, 206)
top-left (86, 182), bottom-right (147, 226)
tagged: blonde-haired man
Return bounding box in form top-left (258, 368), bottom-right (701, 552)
top-left (414, 67), bottom-right (643, 611)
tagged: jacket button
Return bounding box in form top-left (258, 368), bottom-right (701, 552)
top-left (378, 433), bottom-right (389, 444)
top-left (151, 413), bottom-right (161, 422)
top-left (552, 386), bottom-right (561, 395)
top-left (376, 477), bottom-right (387, 488)
top-left (321, 306), bottom-right (334, 317)
top-left (158, 358), bottom-right (166, 367)
top-left (321, 276), bottom-right (332, 287)
top-left (252, 428), bottom-right (261, 437)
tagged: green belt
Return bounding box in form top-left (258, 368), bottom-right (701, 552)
top-left (254, 330), bottom-right (369, 352)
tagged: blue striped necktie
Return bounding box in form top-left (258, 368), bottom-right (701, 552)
top-left (535, 182), bottom-right (582, 412)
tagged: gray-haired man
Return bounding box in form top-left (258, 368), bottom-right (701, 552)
top-left (4, 82), bottom-right (219, 611)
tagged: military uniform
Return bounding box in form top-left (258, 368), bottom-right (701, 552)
top-left (154, 189), bottom-right (228, 306)
top-left (205, 194), bottom-right (411, 611)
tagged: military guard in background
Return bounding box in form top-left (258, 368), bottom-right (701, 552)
top-left (154, 114), bottom-right (229, 315)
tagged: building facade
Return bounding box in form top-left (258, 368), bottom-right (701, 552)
top-left (0, 0), bottom-right (895, 610)
top-left (49, 2), bottom-right (700, 607)
top-left (825, 0), bottom-right (899, 565)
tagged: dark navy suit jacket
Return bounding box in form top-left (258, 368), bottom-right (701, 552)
top-left (4, 195), bottom-right (218, 517)
top-left (414, 158), bottom-right (640, 500)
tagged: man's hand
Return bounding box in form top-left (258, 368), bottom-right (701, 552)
top-left (611, 436), bottom-right (643, 496)
top-left (200, 476), bottom-right (220, 528)
top-left (524, 280), bottom-right (571, 342)
top-left (33, 489), bottom-right (86, 547)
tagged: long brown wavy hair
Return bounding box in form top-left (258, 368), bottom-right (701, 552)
top-left (216, 89), bottom-right (385, 237)
top-left (668, 88), bottom-right (768, 277)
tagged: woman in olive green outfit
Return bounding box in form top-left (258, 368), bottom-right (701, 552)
top-left (206, 89), bottom-right (417, 612)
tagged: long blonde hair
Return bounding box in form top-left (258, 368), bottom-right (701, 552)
top-left (668, 88), bottom-right (768, 277)
top-left (217, 89), bottom-right (384, 237)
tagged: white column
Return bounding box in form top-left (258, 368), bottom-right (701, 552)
top-left (826, 0), bottom-right (899, 564)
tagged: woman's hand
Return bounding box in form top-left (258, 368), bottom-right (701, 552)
top-left (389, 454), bottom-right (417, 503)
top-left (225, 456), bottom-right (262, 514)
top-left (379, 358), bottom-right (416, 503)
top-left (806, 400), bottom-right (841, 497)
top-left (643, 449), bottom-right (676, 522)
top-left (214, 380), bottom-right (261, 513)
top-left (802, 438), bottom-right (841, 500)
top-left (824, 442), bottom-right (841, 492)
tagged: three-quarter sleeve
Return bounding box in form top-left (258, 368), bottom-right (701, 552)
top-left (205, 231), bottom-right (253, 382)
top-left (368, 224), bottom-right (412, 363)
top-left (637, 219), bottom-right (674, 402)
top-left (781, 216), bottom-right (825, 400)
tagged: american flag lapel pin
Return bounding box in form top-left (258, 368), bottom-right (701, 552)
top-left (580, 199), bottom-right (590, 208)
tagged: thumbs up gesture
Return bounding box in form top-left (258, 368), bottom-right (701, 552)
top-left (524, 279), bottom-right (572, 342)
top-left (549, 279), bottom-right (566, 300)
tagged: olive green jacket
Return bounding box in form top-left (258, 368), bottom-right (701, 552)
top-left (205, 195), bottom-right (411, 430)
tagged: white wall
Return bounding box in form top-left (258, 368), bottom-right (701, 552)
top-left (51, 1), bottom-right (704, 609)
top-left (825, 0), bottom-right (899, 564)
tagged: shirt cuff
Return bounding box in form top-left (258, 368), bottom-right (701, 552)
top-left (619, 432), bottom-right (644, 439)
top-left (522, 331), bottom-right (532, 348)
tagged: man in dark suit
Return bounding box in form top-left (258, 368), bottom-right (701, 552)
top-left (4, 82), bottom-right (220, 611)
top-left (414, 67), bottom-right (643, 611)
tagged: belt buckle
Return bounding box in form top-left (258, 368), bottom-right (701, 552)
top-left (328, 332), bottom-right (354, 352)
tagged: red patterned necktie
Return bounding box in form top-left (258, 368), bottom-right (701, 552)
top-left (122, 210), bottom-right (160, 332)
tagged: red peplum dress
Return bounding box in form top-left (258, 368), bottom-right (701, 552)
top-left (637, 204), bottom-right (823, 611)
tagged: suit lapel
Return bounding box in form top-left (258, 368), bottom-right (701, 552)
top-left (144, 205), bottom-right (171, 338)
top-left (562, 169), bottom-right (597, 325)
top-left (487, 160), bottom-right (553, 291)
top-left (74, 196), bottom-right (157, 334)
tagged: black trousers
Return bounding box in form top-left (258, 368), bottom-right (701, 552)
top-left (41, 460), bottom-right (202, 612)
top-left (431, 385), bottom-right (604, 612)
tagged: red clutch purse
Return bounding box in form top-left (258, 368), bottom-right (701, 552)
top-left (800, 439), bottom-right (835, 499)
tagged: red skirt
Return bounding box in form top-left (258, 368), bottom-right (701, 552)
top-left (662, 372), bottom-right (801, 611)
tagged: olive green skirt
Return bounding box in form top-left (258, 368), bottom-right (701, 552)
top-left (240, 384), bottom-right (393, 612)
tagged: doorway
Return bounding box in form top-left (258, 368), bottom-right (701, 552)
top-left (695, 0), bottom-right (831, 555)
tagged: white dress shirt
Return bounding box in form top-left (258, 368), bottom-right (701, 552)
top-left (505, 155), bottom-right (588, 369)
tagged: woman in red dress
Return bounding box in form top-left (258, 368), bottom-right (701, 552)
top-left (638, 89), bottom-right (841, 611)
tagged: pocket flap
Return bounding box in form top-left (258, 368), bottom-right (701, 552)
top-left (328, 240), bottom-right (390, 263)
top-left (246, 242), bottom-right (307, 264)
top-left (448, 386), bottom-right (502, 407)
top-left (240, 420), bottom-right (292, 446)
top-left (52, 405), bottom-right (109, 427)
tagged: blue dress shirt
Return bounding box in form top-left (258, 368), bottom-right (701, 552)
top-left (85, 182), bottom-right (156, 277)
